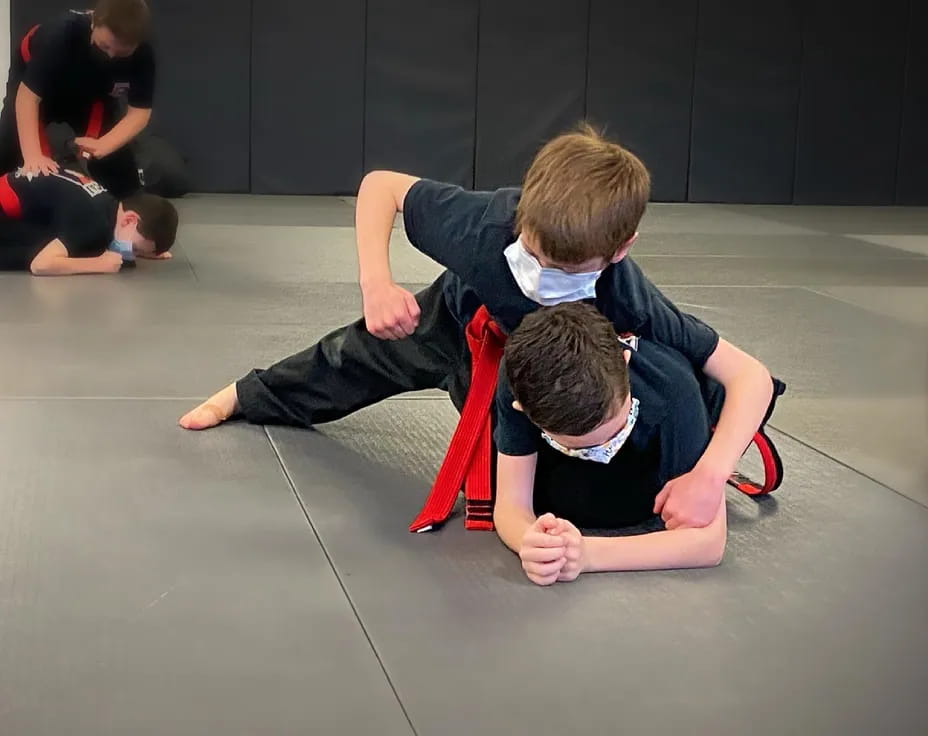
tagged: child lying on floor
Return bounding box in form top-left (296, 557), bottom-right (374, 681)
top-left (0, 166), bottom-right (176, 275)
top-left (497, 302), bottom-right (740, 585)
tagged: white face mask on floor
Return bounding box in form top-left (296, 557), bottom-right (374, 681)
top-left (504, 239), bottom-right (603, 306)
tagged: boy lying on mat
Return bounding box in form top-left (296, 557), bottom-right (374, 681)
top-left (0, 166), bottom-right (176, 275)
top-left (496, 302), bottom-right (754, 585)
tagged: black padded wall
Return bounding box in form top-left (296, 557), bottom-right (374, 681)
top-left (10, 0), bottom-right (69, 44)
top-left (363, 0), bottom-right (478, 186)
top-left (9, 0), bottom-right (926, 202)
top-left (474, 1), bottom-right (589, 190)
top-left (688, 1), bottom-right (801, 203)
top-left (251, 1), bottom-right (365, 194)
top-left (149, 1), bottom-right (250, 193)
top-left (586, 0), bottom-right (698, 202)
top-left (793, 0), bottom-right (909, 205)
top-left (896, 0), bottom-right (928, 205)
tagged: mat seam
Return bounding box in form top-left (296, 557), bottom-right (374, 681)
top-left (767, 425), bottom-right (927, 511)
top-left (263, 426), bottom-right (420, 736)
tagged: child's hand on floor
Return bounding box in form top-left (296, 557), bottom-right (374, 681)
top-left (550, 518), bottom-right (586, 583)
top-left (519, 514), bottom-right (567, 586)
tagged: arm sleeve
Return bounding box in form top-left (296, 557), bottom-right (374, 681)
top-left (402, 179), bottom-right (497, 283)
top-left (127, 47), bottom-right (156, 108)
top-left (620, 258), bottom-right (720, 370)
top-left (493, 364), bottom-right (542, 457)
top-left (22, 24), bottom-right (72, 99)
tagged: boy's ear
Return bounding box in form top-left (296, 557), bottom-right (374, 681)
top-left (512, 401), bottom-right (524, 413)
top-left (610, 232), bottom-right (639, 264)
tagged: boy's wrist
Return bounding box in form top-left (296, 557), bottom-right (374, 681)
top-left (694, 454), bottom-right (733, 488)
top-left (359, 267), bottom-right (393, 291)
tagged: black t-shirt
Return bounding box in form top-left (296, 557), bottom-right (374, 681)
top-left (403, 179), bottom-right (719, 355)
top-left (497, 340), bottom-right (712, 529)
top-left (402, 178), bottom-right (721, 441)
top-left (3, 168), bottom-right (117, 266)
top-left (22, 11), bottom-right (156, 119)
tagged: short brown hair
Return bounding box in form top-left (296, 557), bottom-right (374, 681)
top-left (505, 302), bottom-right (630, 436)
top-left (94, 0), bottom-right (151, 45)
top-left (516, 123), bottom-right (650, 264)
top-left (122, 193), bottom-right (178, 253)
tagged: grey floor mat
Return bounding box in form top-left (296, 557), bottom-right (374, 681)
top-left (0, 401), bottom-right (412, 736)
top-left (268, 402), bottom-right (928, 736)
top-left (3, 196), bottom-right (927, 735)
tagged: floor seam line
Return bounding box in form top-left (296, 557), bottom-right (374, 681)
top-left (262, 426), bottom-right (420, 736)
top-left (767, 423), bottom-right (927, 511)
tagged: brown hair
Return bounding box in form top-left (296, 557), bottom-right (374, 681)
top-left (515, 123), bottom-right (650, 264)
top-left (94, 0), bottom-right (151, 45)
top-left (504, 302), bottom-right (630, 436)
top-left (122, 193), bottom-right (178, 253)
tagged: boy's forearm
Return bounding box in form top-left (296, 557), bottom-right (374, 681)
top-left (99, 107), bottom-right (150, 153)
top-left (493, 502), bottom-right (537, 554)
top-left (32, 255), bottom-right (109, 276)
top-left (15, 84), bottom-right (43, 158)
top-left (699, 344), bottom-right (774, 484)
top-left (586, 499), bottom-right (727, 572)
top-left (356, 171), bottom-right (404, 288)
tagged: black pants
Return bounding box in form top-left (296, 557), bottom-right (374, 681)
top-left (0, 65), bottom-right (141, 198)
top-left (236, 275), bottom-right (473, 427)
top-left (235, 272), bottom-right (785, 431)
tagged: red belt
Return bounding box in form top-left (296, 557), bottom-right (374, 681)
top-left (0, 175), bottom-right (23, 219)
top-left (727, 428), bottom-right (784, 496)
top-left (410, 306), bottom-right (506, 533)
top-left (21, 25), bottom-right (39, 63)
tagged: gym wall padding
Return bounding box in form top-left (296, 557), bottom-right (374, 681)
top-left (149, 1), bottom-right (250, 193)
top-left (688, 1), bottom-right (801, 204)
top-left (251, 1), bottom-right (364, 195)
top-left (473, 1), bottom-right (589, 190)
top-left (363, 0), bottom-right (479, 187)
top-left (10, 0), bottom-right (65, 40)
top-left (586, 0), bottom-right (698, 202)
top-left (8, 0), bottom-right (927, 203)
top-left (896, 0), bottom-right (928, 205)
top-left (793, 0), bottom-right (909, 205)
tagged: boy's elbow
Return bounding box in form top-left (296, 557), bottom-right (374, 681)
top-left (30, 257), bottom-right (52, 276)
top-left (698, 529), bottom-right (727, 568)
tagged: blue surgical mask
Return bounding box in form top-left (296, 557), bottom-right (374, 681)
top-left (108, 239), bottom-right (135, 263)
top-left (504, 239), bottom-right (602, 306)
top-left (541, 398), bottom-right (640, 464)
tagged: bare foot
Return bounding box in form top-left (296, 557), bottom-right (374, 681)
top-left (179, 384), bottom-right (239, 430)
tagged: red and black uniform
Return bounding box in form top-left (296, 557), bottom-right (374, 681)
top-left (0, 167), bottom-right (117, 270)
top-left (0, 10), bottom-right (156, 198)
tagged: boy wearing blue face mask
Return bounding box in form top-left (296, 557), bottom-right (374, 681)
top-left (0, 166), bottom-right (177, 274)
top-left (181, 126), bottom-right (783, 535)
top-left (499, 302), bottom-right (742, 586)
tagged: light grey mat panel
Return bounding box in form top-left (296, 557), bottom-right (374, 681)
top-left (173, 195), bottom-right (357, 228)
top-left (660, 286), bottom-right (928, 503)
top-left (0, 401), bottom-right (413, 736)
top-left (268, 404), bottom-right (928, 736)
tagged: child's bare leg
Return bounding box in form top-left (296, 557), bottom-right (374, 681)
top-left (179, 383), bottom-right (239, 431)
